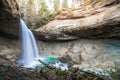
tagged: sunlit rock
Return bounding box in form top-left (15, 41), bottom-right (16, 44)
top-left (36, 2), bottom-right (120, 41)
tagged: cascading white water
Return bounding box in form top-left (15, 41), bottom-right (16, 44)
top-left (18, 19), bottom-right (42, 68)
top-left (18, 19), bottom-right (68, 70)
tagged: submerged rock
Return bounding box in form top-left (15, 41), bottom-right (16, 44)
top-left (36, 1), bottom-right (120, 41)
top-left (0, 0), bottom-right (20, 38)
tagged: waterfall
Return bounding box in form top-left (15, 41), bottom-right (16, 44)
top-left (18, 19), bottom-right (68, 70)
top-left (18, 19), bottom-right (42, 68)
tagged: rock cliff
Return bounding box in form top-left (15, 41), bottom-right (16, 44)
top-left (0, 0), bottom-right (20, 38)
top-left (36, 0), bottom-right (120, 41)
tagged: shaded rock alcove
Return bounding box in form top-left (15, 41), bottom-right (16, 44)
top-left (0, 0), bottom-right (20, 38)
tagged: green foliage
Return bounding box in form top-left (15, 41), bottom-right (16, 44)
top-left (39, 0), bottom-right (48, 12)
top-left (21, 0), bottom-right (51, 29)
top-left (62, 0), bottom-right (68, 9)
top-left (54, 0), bottom-right (59, 11)
top-left (33, 0), bottom-right (51, 29)
top-left (21, 0), bottom-right (80, 29)
top-left (109, 71), bottom-right (120, 80)
top-left (28, 0), bottom-right (34, 5)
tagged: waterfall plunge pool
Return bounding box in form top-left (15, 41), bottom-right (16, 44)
top-left (18, 19), bottom-right (68, 70)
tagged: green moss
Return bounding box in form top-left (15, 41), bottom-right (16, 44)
top-left (109, 70), bottom-right (120, 80)
top-left (0, 63), bottom-right (118, 80)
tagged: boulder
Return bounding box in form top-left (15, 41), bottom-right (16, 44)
top-left (36, 1), bottom-right (120, 41)
top-left (0, 0), bottom-right (20, 38)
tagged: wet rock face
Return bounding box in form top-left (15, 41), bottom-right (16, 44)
top-left (36, 0), bottom-right (120, 41)
top-left (0, 0), bottom-right (20, 38)
top-left (37, 39), bottom-right (120, 71)
top-left (1, 36), bottom-right (120, 71)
